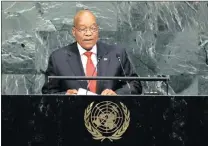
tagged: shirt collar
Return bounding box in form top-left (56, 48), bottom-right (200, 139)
top-left (77, 42), bottom-right (97, 56)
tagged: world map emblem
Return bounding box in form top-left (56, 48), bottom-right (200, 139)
top-left (84, 101), bottom-right (130, 142)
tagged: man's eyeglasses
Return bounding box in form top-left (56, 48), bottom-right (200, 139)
top-left (74, 25), bottom-right (99, 34)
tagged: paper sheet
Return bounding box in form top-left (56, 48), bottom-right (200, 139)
top-left (77, 88), bottom-right (97, 95)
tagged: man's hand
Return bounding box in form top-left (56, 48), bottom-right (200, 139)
top-left (66, 89), bottom-right (78, 95)
top-left (101, 89), bottom-right (117, 95)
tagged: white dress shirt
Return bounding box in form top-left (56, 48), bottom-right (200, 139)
top-left (77, 43), bottom-right (98, 75)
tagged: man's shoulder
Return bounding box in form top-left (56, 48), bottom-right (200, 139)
top-left (50, 42), bottom-right (76, 57)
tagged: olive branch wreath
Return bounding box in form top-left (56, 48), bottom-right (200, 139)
top-left (84, 102), bottom-right (130, 142)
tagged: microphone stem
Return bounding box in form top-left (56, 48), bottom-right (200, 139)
top-left (117, 57), bottom-right (132, 95)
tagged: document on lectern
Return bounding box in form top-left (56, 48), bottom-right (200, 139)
top-left (77, 88), bottom-right (98, 95)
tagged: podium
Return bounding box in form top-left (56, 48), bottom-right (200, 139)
top-left (2, 95), bottom-right (208, 146)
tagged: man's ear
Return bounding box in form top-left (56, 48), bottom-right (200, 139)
top-left (72, 27), bottom-right (75, 37)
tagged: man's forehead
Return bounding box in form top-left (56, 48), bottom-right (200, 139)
top-left (76, 22), bottom-right (97, 27)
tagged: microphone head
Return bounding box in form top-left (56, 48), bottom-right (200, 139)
top-left (97, 55), bottom-right (102, 61)
top-left (116, 53), bottom-right (120, 59)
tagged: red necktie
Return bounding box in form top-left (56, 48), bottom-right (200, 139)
top-left (84, 52), bottom-right (97, 93)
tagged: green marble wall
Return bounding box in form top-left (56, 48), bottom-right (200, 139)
top-left (1, 1), bottom-right (208, 95)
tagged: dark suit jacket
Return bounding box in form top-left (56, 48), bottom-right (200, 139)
top-left (41, 41), bottom-right (142, 95)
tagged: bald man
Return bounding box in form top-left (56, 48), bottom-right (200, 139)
top-left (42, 10), bottom-right (142, 95)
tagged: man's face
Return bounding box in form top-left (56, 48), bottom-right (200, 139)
top-left (72, 12), bottom-right (99, 50)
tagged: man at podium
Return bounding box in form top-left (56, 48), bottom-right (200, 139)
top-left (42, 9), bottom-right (142, 95)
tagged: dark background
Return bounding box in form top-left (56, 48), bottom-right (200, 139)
top-left (2, 95), bottom-right (208, 146)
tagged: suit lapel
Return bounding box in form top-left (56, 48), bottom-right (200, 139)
top-left (97, 42), bottom-right (110, 76)
top-left (97, 41), bottom-right (110, 93)
top-left (65, 42), bottom-right (88, 89)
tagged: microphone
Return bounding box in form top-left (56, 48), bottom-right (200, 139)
top-left (116, 53), bottom-right (131, 95)
top-left (85, 55), bottom-right (102, 95)
top-left (204, 47), bottom-right (208, 65)
top-left (39, 69), bottom-right (46, 75)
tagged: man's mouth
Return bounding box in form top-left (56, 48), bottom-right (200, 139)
top-left (83, 39), bottom-right (93, 42)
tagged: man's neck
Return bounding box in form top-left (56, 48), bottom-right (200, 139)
top-left (77, 42), bottom-right (97, 55)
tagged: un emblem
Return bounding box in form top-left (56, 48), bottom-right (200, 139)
top-left (84, 101), bottom-right (130, 142)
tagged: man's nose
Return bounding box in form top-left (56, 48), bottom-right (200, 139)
top-left (85, 29), bottom-right (93, 36)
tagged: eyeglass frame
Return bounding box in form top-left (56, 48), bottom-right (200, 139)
top-left (73, 24), bottom-right (99, 34)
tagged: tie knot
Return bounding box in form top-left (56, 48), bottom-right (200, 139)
top-left (84, 52), bottom-right (93, 58)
